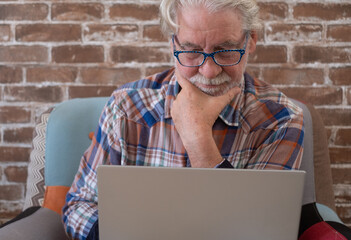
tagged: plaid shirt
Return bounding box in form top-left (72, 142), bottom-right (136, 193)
top-left (62, 68), bottom-right (304, 239)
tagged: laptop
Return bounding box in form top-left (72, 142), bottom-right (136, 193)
top-left (97, 166), bottom-right (305, 240)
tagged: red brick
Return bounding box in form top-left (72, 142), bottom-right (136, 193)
top-left (69, 86), bottom-right (116, 99)
top-left (256, 30), bottom-right (265, 43)
top-left (0, 106), bottom-right (31, 124)
top-left (0, 147), bottom-right (31, 163)
top-left (347, 88), bottom-right (351, 105)
top-left (336, 205), bottom-right (351, 225)
top-left (0, 24), bottom-right (11, 42)
top-left (52, 3), bottom-right (104, 21)
top-left (0, 202), bottom-right (23, 220)
top-left (109, 4), bottom-right (159, 21)
top-left (332, 168), bottom-right (351, 185)
top-left (4, 86), bottom-right (64, 102)
top-left (245, 66), bottom-right (260, 79)
top-left (280, 87), bottom-right (342, 106)
top-left (317, 108), bottom-right (351, 126)
top-left (0, 185), bottom-right (24, 200)
top-left (328, 25), bottom-right (351, 42)
top-left (111, 46), bottom-right (171, 63)
top-left (335, 129), bottom-right (351, 146)
top-left (16, 24), bottom-right (81, 42)
top-left (0, 4), bottom-right (48, 20)
top-left (145, 66), bottom-right (174, 77)
top-left (143, 25), bottom-right (167, 42)
top-left (293, 46), bottom-right (351, 64)
top-left (5, 166), bottom-right (28, 183)
top-left (334, 184), bottom-right (351, 204)
top-left (81, 67), bottom-right (141, 85)
top-left (262, 68), bottom-right (324, 85)
top-left (258, 2), bottom-right (288, 20)
top-left (330, 67), bottom-right (351, 86)
top-left (329, 148), bottom-right (351, 164)
top-left (248, 45), bottom-right (287, 63)
top-left (294, 3), bottom-right (351, 21)
top-left (27, 66), bottom-right (77, 83)
top-left (3, 127), bottom-right (34, 144)
top-left (52, 45), bottom-right (104, 63)
top-left (0, 66), bottom-right (22, 84)
top-left (0, 46), bottom-right (48, 63)
top-left (84, 24), bottom-right (138, 42)
top-left (266, 24), bottom-right (322, 42)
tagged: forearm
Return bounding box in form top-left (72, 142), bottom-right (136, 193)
top-left (62, 153), bottom-right (100, 239)
top-left (62, 134), bottom-right (109, 239)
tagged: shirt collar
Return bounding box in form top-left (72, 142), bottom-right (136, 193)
top-left (164, 70), bottom-right (244, 127)
top-left (218, 82), bottom-right (244, 127)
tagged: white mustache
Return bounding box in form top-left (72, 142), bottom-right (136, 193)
top-left (189, 72), bottom-right (231, 86)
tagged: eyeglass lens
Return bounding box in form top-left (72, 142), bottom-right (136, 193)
top-left (177, 51), bottom-right (242, 67)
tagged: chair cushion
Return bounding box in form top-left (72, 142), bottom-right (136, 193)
top-left (316, 203), bottom-right (342, 224)
top-left (299, 221), bottom-right (348, 240)
top-left (23, 108), bottom-right (53, 210)
top-left (299, 203), bottom-right (351, 240)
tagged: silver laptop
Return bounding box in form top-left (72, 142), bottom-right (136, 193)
top-left (97, 166), bottom-right (305, 240)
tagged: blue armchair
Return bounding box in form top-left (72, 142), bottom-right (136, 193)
top-left (0, 97), bottom-right (349, 239)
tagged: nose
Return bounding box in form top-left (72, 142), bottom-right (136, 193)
top-left (198, 56), bottom-right (222, 79)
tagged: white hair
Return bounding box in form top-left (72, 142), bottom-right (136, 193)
top-left (160, 0), bottom-right (262, 35)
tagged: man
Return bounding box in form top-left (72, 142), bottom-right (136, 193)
top-left (62, 0), bottom-right (304, 239)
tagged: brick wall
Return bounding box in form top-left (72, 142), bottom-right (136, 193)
top-left (0, 0), bottom-right (350, 225)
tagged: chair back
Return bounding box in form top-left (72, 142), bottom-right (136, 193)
top-left (290, 99), bottom-right (316, 205)
top-left (43, 97), bottom-right (109, 214)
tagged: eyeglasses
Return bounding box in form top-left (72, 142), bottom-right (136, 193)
top-left (172, 32), bottom-right (250, 67)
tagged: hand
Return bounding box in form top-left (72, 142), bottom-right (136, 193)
top-left (171, 69), bottom-right (240, 167)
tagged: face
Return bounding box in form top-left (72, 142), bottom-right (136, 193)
top-left (173, 5), bottom-right (257, 96)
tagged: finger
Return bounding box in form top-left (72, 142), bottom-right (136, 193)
top-left (225, 86), bottom-right (241, 100)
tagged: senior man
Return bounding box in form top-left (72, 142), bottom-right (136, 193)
top-left (62, 0), bottom-right (304, 239)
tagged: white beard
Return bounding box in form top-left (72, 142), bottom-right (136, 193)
top-left (189, 72), bottom-right (242, 96)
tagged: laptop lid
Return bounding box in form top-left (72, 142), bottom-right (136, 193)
top-left (97, 166), bottom-right (305, 240)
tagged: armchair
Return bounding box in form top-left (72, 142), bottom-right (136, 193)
top-left (0, 97), bottom-right (108, 240)
top-left (0, 97), bottom-right (349, 239)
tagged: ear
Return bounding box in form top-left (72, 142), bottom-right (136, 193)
top-left (247, 31), bottom-right (257, 54)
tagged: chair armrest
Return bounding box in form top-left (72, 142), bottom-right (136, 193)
top-left (0, 207), bottom-right (69, 240)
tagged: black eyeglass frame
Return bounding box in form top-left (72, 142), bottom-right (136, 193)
top-left (172, 31), bottom-right (250, 67)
